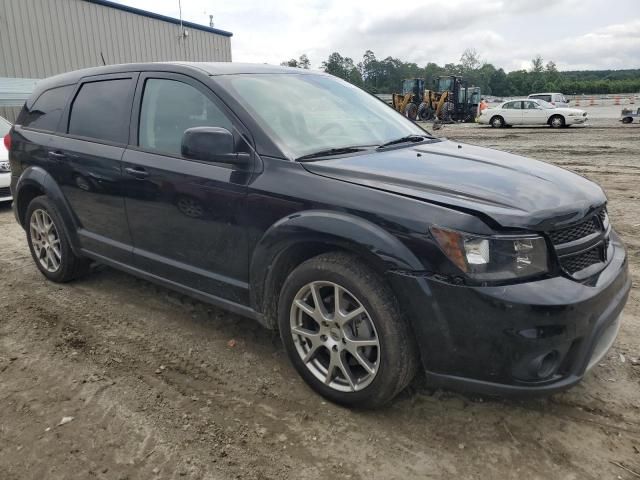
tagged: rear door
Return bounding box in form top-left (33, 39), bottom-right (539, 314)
top-left (121, 72), bottom-right (253, 304)
top-left (50, 73), bottom-right (138, 263)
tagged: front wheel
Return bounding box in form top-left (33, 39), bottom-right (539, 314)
top-left (278, 252), bottom-right (418, 408)
top-left (549, 115), bottom-right (565, 128)
top-left (26, 196), bottom-right (90, 282)
top-left (404, 103), bottom-right (418, 120)
top-left (622, 117), bottom-right (633, 124)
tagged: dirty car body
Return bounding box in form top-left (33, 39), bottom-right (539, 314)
top-left (6, 63), bottom-right (629, 405)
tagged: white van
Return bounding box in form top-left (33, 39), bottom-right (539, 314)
top-left (528, 92), bottom-right (570, 107)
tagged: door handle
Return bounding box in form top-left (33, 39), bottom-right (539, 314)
top-left (48, 151), bottom-right (66, 161)
top-left (124, 166), bottom-right (149, 179)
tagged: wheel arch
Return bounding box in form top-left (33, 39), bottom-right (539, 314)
top-left (548, 113), bottom-right (565, 126)
top-left (249, 210), bottom-right (423, 328)
top-left (490, 115), bottom-right (504, 127)
top-left (14, 166), bottom-right (81, 253)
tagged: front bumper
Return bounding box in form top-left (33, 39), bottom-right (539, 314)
top-left (567, 115), bottom-right (587, 125)
top-left (389, 230), bottom-right (630, 396)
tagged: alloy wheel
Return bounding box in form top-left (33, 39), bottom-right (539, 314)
top-left (289, 281), bottom-right (380, 392)
top-left (29, 209), bottom-right (62, 272)
top-left (551, 116), bottom-right (564, 128)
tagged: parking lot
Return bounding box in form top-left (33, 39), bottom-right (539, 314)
top-left (1, 113), bottom-right (639, 480)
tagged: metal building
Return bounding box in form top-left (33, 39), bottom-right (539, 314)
top-left (0, 0), bottom-right (233, 121)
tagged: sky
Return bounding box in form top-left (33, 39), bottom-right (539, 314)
top-left (114, 0), bottom-right (640, 71)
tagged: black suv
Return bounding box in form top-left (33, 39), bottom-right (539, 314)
top-left (6, 63), bottom-right (630, 407)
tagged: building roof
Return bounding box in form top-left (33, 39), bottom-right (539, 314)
top-left (84, 0), bottom-right (233, 37)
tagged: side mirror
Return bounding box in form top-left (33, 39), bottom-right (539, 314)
top-left (181, 127), bottom-right (250, 167)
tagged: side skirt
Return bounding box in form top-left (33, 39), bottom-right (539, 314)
top-left (81, 249), bottom-right (269, 328)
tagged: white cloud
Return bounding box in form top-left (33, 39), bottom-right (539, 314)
top-left (114, 0), bottom-right (640, 71)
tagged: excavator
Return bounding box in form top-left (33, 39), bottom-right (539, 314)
top-left (392, 75), bottom-right (480, 123)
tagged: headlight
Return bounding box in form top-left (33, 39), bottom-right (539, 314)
top-left (431, 226), bottom-right (548, 281)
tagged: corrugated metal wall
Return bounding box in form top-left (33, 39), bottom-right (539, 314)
top-left (0, 0), bottom-right (233, 121)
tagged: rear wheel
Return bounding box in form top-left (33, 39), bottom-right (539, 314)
top-left (622, 117), bottom-right (633, 124)
top-left (26, 196), bottom-right (90, 282)
top-left (549, 115), bottom-right (565, 128)
top-left (490, 116), bottom-right (505, 128)
top-left (278, 252), bottom-right (418, 408)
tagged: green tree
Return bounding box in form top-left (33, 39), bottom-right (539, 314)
top-left (298, 54), bottom-right (310, 69)
top-left (280, 54), bottom-right (311, 69)
top-left (322, 52), bottom-right (362, 86)
top-left (531, 55), bottom-right (544, 73)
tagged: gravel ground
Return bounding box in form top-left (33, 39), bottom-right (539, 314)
top-left (1, 114), bottom-right (639, 480)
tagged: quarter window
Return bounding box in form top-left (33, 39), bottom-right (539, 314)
top-left (138, 78), bottom-right (232, 156)
top-left (68, 79), bottom-right (133, 144)
top-left (18, 85), bottom-right (74, 132)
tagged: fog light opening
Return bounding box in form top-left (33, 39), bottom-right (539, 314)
top-left (536, 351), bottom-right (560, 379)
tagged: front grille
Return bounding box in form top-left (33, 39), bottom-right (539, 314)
top-left (547, 208), bottom-right (609, 276)
top-left (548, 218), bottom-right (599, 245)
top-left (561, 245), bottom-right (603, 274)
top-left (0, 186), bottom-right (11, 197)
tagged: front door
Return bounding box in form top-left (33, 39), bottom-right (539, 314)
top-left (121, 73), bottom-right (253, 304)
top-left (51, 73), bottom-right (138, 263)
top-left (501, 101), bottom-right (523, 125)
top-left (521, 100), bottom-right (548, 125)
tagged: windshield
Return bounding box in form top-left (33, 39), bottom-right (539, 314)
top-left (216, 73), bottom-right (428, 159)
top-left (0, 116), bottom-right (11, 136)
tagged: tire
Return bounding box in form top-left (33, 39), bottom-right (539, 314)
top-left (26, 195), bottom-right (90, 282)
top-left (417, 102), bottom-right (434, 121)
top-left (549, 115), bottom-right (565, 128)
top-left (490, 116), bottom-right (505, 128)
top-left (622, 117), bottom-right (633, 124)
top-left (278, 252), bottom-right (418, 408)
top-left (404, 103), bottom-right (418, 120)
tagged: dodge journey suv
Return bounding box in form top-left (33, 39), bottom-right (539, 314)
top-left (6, 63), bottom-right (629, 407)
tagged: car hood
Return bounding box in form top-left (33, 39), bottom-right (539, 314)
top-left (301, 140), bottom-right (606, 230)
top-left (550, 107), bottom-right (584, 114)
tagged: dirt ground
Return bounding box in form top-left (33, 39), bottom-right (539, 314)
top-left (1, 115), bottom-right (639, 480)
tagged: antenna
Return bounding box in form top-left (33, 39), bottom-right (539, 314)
top-left (178, 0), bottom-right (185, 37)
top-left (100, 51), bottom-right (106, 66)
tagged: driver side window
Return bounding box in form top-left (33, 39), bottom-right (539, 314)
top-left (139, 78), bottom-right (233, 157)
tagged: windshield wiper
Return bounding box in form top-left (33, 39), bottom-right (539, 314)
top-left (296, 146), bottom-right (369, 162)
top-left (377, 134), bottom-right (432, 149)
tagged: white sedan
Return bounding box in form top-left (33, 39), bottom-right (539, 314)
top-left (478, 98), bottom-right (587, 128)
top-left (0, 116), bottom-right (12, 202)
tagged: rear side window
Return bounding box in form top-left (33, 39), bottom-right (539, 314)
top-left (504, 101), bottom-right (521, 109)
top-left (68, 79), bottom-right (132, 144)
top-left (530, 94), bottom-right (552, 102)
top-left (18, 85), bottom-right (73, 132)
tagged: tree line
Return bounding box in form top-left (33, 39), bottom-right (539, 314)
top-left (281, 50), bottom-right (640, 96)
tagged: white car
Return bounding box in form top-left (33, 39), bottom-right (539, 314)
top-left (0, 116), bottom-right (12, 202)
top-left (478, 99), bottom-right (587, 128)
top-left (528, 92), bottom-right (570, 107)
